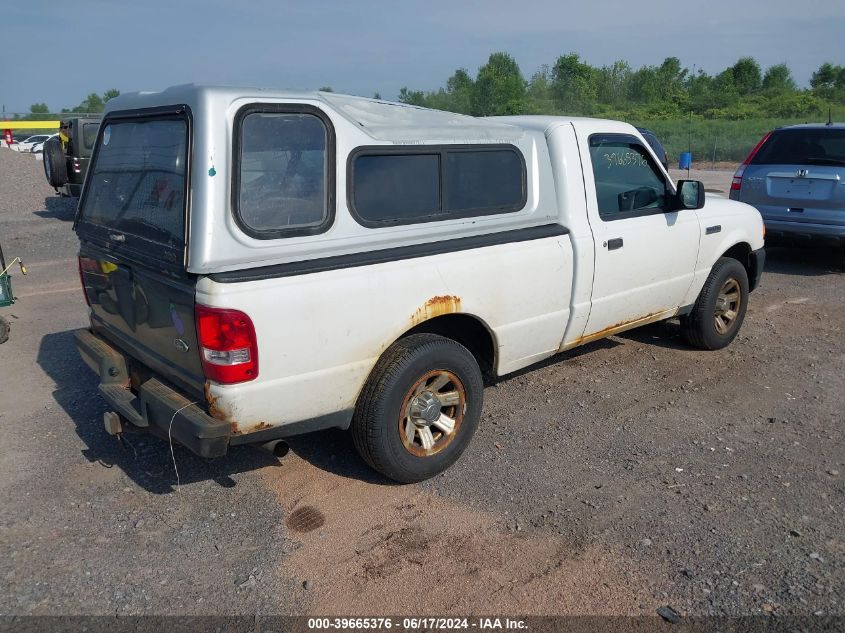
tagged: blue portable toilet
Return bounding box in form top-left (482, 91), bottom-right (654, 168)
top-left (679, 152), bottom-right (692, 170)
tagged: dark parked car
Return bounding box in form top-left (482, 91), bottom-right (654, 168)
top-left (636, 127), bottom-right (669, 171)
top-left (729, 124), bottom-right (845, 246)
top-left (43, 117), bottom-right (100, 197)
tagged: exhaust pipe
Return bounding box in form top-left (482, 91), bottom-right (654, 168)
top-left (260, 439), bottom-right (289, 458)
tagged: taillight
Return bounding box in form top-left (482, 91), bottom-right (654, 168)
top-left (77, 256), bottom-right (96, 306)
top-left (731, 131), bottom-right (772, 192)
top-left (195, 305), bottom-right (259, 384)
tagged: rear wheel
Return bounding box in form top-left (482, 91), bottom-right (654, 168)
top-left (352, 333), bottom-right (483, 483)
top-left (42, 137), bottom-right (67, 188)
top-left (681, 257), bottom-right (749, 350)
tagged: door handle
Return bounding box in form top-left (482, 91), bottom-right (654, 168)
top-left (606, 238), bottom-right (623, 251)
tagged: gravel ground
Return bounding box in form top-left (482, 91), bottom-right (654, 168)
top-left (0, 146), bottom-right (842, 619)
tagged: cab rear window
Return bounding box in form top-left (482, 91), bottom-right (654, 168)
top-left (79, 117), bottom-right (188, 246)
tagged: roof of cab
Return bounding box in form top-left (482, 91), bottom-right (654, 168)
top-left (490, 115), bottom-right (636, 135)
top-left (103, 84), bottom-right (524, 143)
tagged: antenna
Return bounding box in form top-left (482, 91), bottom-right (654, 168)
top-left (827, 107), bottom-right (833, 126)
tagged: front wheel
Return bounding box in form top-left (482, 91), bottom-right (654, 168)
top-left (681, 257), bottom-right (749, 350)
top-left (351, 333), bottom-right (483, 483)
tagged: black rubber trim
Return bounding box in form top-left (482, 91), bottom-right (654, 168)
top-left (749, 247), bottom-right (765, 292)
top-left (208, 223), bottom-right (569, 283)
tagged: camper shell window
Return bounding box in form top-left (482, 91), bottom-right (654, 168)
top-left (348, 144), bottom-right (527, 227)
top-left (233, 104), bottom-right (336, 239)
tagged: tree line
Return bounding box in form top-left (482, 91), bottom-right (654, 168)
top-left (397, 53), bottom-right (845, 121)
top-left (15, 90), bottom-right (120, 119)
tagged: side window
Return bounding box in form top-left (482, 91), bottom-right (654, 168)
top-left (445, 149), bottom-right (524, 213)
top-left (82, 123), bottom-right (99, 150)
top-left (235, 108), bottom-right (333, 238)
top-left (350, 146), bottom-right (526, 227)
top-left (589, 135), bottom-right (669, 220)
top-left (353, 153), bottom-right (440, 223)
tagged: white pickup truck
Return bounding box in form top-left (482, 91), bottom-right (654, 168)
top-left (73, 85), bottom-right (765, 482)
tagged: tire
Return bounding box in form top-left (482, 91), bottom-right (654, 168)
top-left (352, 333), bottom-right (483, 483)
top-left (43, 137), bottom-right (67, 188)
top-left (681, 257), bottom-right (749, 350)
top-left (0, 316), bottom-right (9, 344)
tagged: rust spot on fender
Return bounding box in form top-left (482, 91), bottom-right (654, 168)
top-left (204, 381), bottom-right (228, 421)
top-left (412, 295), bottom-right (462, 325)
top-left (241, 421), bottom-right (272, 435)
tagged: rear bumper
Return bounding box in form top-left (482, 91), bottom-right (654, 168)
top-left (764, 219), bottom-right (845, 246)
top-left (74, 328), bottom-right (231, 457)
top-left (749, 248), bottom-right (765, 292)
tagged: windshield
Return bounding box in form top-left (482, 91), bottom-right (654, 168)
top-left (79, 117), bottom-right (188, 246)
top-left (753, 128), bottom-right (845, 165)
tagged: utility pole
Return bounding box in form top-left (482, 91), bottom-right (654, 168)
top-left (688, 63), bottom-right (695, 177)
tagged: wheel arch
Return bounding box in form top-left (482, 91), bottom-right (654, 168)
top-left (400, 313), bottom-right (498, 380)
top-left (720, 241), bottom-right (753, 282)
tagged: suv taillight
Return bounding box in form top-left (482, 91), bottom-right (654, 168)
top-left (731, 131), bottom-right (772, 192)
top-left (195, 305), bottom-right (258, 384)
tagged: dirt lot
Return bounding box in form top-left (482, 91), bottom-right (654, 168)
top-left (0, 148), bottom-right (842, 619)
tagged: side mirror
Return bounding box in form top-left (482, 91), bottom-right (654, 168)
top-left (674, 180), bottom-right (705, 210)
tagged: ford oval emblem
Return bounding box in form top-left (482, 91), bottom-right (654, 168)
top-left (174, 338), bottom-right (190, 353)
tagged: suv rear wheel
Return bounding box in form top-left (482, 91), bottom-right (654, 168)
top-left (352, 333), bottom-right (483, 483)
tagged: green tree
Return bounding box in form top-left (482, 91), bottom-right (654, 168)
top-left (655, 57), bottom-right (688, 103)
top-left (687, 68), bottom-right (715, 114)
top-left (762, 64), bottom-right (795, 93)
top-left (551, 53), bottom-right (597, 113)
top-left (398, 87), bottom-right (427, 106)
top-left (471, 52), bottom-right (526, 116)
top-left (594, 60), bottom-right (631, 110)
top-left (810, 62), bottom-right (845, 101)
top-left (23, 103), bottom-right (50, 121)
top-left (103, 89), bottom-right (120, 103)
top-left (711, 68), bottom-right (740, 108)
top-left (318, 86), bottom-right (334, 93)
top-left (730, 57), bottom-right (762, 95)
top-left (527, 65), bottom-right (554, 113)
top-left (810, 63), bottom-right (841, 89)
top-left (444, 68), bottom-right (474, 114)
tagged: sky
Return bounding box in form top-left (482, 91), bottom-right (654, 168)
top-left (1, 0), bottom-right (844, 114)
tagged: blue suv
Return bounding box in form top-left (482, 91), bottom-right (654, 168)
top-left (729, 124), bottom-right (845, 246)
